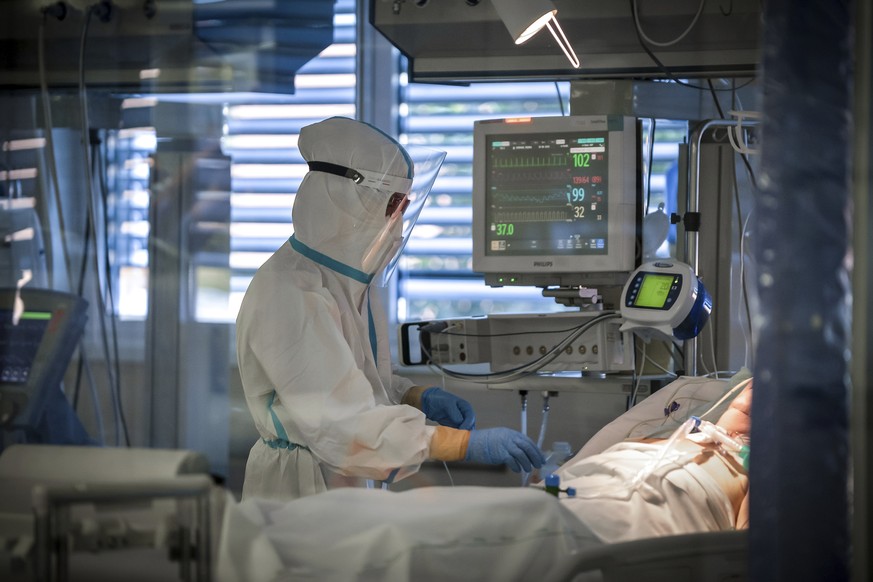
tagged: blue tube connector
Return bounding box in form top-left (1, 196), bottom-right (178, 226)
top-left (543, 473), bottom-right (576, 498)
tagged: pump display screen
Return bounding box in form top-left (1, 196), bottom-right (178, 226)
top-left (624, 271), bottom-right (684, 311)
top-left (0, 309), bottom-right (51, 384)
top-left (484, 130), bottom-right (610, 257)
top-left (634, 273), bottom-right (677, 308)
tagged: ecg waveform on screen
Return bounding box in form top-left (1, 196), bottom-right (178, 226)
top-left (491, 153), bottom-right (569, 169)
top-left (493, 191), bottom-right (567, 205)
top-left (493, 207), bottom-right (574, 223)
top-left (491, 189), bottom-right (572, 223)
top-left (491, 168), bottom-right (569, 184)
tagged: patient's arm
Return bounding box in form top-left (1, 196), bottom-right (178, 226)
top-left (736, 491), bottom-right (750, 529)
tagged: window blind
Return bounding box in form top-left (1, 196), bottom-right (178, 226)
top-left (224, 0), bottom-right (357, 319)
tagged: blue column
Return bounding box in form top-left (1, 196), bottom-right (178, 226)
top-left (752, 1), bottom-right (852, 581)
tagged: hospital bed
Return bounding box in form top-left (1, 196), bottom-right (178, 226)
top-left (557, 370), bottom-right (750, 582)
top-left (556, 530), bottom-right (748, 582)
top-left (0, 373), bottom-right (750, 582)
top-left (215, 372), bottom-right (751, 582)
top-left (0, 444), bottom-right (223, 582)
top-left (555, 372), bottom-right (752, 581)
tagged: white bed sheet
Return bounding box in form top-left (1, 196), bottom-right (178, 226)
top-left (217, 486), bottom-right (600, 582)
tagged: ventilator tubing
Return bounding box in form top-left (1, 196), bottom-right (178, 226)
top-left (692, 416), bottom-right (751, 470)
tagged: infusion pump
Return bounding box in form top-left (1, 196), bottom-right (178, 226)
top-left (619, 260), bottom-right (713, 341)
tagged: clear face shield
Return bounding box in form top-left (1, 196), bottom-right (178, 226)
top-left (360, 146), bottom-right (446, 286)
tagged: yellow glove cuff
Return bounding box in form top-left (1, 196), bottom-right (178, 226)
top-left (429, 426), bottom-right (470, 462)
top-left (401, 385), bottom-right (428, 410)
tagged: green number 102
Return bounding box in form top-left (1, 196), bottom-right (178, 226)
top-left (573, 153), bottom-right (591, 168)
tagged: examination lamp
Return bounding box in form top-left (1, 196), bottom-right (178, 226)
top-left (489, 0), bottom-right (580, 68)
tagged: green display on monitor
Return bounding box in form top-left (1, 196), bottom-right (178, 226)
top-left (634, 273), bottom-right (675, 308)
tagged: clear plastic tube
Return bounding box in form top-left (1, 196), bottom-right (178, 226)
top-left (520, 392), bottom-right (529, 486)
top-left (627, 416), bottom-right (699, 490)
top-left (524, 395), bottom-right (551, 487)
top-left (693, 417), bottom-right (744, 452)
top-left (536, 392), bottom-right (552, 449)
top-left (520, 392), bottom-right (528, 436)
top-left (570, 416), bottom-right (700, 500)
top-left (536, 408), bottom-right (550, 451)
top-left (697, 377), bottom-right (753, 422)
top-left (692, 416), bottom-right (751, 470)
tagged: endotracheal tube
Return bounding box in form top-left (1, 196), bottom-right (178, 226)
top-left (691, 416), bottom-right (750, 470)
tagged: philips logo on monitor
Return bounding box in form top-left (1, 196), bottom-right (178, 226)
top-left (532, 261), bottom-right (554, 268)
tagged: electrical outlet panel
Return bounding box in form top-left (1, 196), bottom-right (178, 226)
top-left (412, 312), bottom-right (633, 374)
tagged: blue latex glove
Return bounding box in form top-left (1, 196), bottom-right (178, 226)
top-left (421, 387), bottom-right (476, 430)
top-left (465, 428), bottom-right (546, 473)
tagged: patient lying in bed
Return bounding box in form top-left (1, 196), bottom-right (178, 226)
top-left (556, 378), bottom-right (751, 543)
top-left (217, 376), bottom-right (752, 582)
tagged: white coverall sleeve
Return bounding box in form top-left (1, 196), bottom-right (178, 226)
top-left (390, 374), bottom-right (416, 405)
top-left (239, 275), bottom-right (433, 482)
top-left (366, 285), bottom-right (415, 405)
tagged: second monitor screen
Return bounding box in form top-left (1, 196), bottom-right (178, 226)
top-left (484, 130), bottom-right (610, 257)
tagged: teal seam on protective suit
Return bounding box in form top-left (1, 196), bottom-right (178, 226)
top-left (289, 235), bottom-right (373, 285)
top-left (264, 391), bottom-right (310, 451)
top-left (289, 234), bottom-right (379, 361)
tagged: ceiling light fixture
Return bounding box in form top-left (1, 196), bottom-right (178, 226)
top-left (489, 0), bottom-right (580, 68)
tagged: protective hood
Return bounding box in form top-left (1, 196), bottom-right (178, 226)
top-left (292, 117), bottom-right (413, 278)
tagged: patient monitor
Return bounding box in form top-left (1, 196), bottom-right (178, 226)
top-left (472, 114), bottom-right (640, 296)
top-left (0, 288), bottom-right (91, 448)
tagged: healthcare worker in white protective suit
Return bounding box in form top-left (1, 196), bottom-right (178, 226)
top-left (236, 117), bottom-right (545, 501)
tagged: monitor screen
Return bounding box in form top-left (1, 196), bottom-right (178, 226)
top-left (472, 115), bottom-right (640, 289)
top-left (0, 309), bottom-right (51, 384)
top-left (633, 273), bottom-right (676, 309)
top-left (484, 129), bottom-right (610, 258)
top-left (0, 288), bottom-right (89, 433)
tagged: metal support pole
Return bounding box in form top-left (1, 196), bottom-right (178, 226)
top-left (685, 119), bottom-right (758, 375)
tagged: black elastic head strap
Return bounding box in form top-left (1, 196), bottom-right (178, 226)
top-left (307, 161), bottom-right (364, 184)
